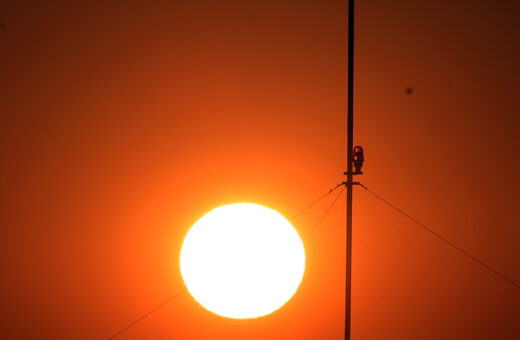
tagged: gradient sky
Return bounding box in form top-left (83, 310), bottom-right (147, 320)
top-left (1, 0), bottom-right (519, 339)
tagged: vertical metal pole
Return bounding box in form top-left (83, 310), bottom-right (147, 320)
top-left (345, 0), bottom-right (354, 340)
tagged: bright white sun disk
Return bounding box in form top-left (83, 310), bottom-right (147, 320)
top-left (180, 203), bottom-right (305, 319)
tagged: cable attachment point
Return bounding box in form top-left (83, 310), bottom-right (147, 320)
top-left (341, 181), bottom-right (364, 187)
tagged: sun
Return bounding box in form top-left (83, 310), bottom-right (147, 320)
top-left (180, 203), bottom-right (306, 319)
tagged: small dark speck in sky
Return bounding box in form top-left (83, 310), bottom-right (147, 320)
top-left (0, 22), bottom-right (6, 29)
top-left (405, 86), bottom-right (414, 95)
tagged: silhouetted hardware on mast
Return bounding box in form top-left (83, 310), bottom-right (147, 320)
top-left (343, 146), bottom-right (365, 177)
top-left (353, 146), bottom-right (364, 172)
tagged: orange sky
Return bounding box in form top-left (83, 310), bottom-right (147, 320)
top-left (1, 1), bottom-right (519, 339)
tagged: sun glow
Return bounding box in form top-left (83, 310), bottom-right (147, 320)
top-left (180, 203), bottom-right (305, 319)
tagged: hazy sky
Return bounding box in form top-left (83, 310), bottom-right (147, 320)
top-left (1, 0), bottom-right (519, 339)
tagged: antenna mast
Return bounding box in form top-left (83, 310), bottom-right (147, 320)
top-left (345, 0), bottom-right (356, 339)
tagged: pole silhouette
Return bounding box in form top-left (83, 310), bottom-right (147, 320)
top-left (345, 0), bottom-right (354, 339)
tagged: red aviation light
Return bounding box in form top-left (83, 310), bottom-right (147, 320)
top-left (352, 146), bottom-right (364, 172)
